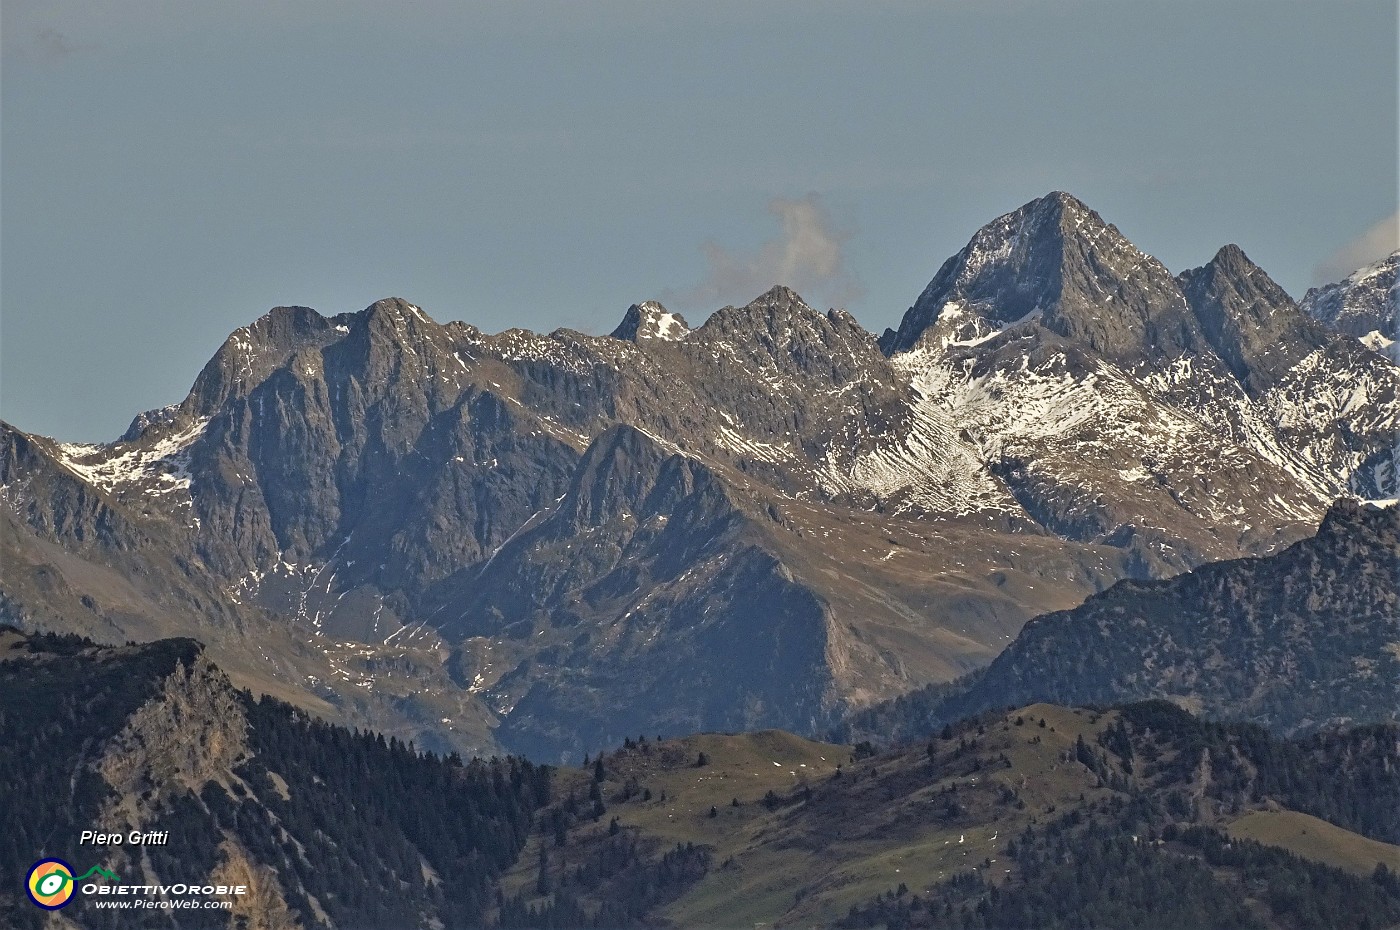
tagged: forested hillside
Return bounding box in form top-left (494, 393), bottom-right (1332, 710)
top-left (0, 628), bottom-right (549, 929)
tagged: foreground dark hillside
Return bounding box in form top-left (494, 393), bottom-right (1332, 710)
top-left (3, 630), bottom-right (1397, 928)
top-left (0, 629), bottom-right (548, 929)
top-left (499, 701), bottom-right (1400, 929)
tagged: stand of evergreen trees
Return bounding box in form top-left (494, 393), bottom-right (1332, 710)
top-left (1110, 701), bottom-right (1400, 843)
top-left (839, 812), bottom-right (1400, 930)
top-left (229, 694), bottom-right (551, 928)
top-left (498, 837), bottom-right (709, 929)
top-left (0, 634), bottom-right (204, 930)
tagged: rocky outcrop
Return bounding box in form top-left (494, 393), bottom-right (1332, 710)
top-left (0, 633), bottom-right (547, 929)
top-left (210, 840), bottom-right (301, 930)
top-left (98, 652), bottom-right (249, 830)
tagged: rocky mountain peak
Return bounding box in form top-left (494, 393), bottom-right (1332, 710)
top-left (883, 192), bottom-right (1193, 362)
top-left (688, 286), bottom-right (892, 393)
top-left (1185, 244), bottom-right (1294, 306)
top-left (250, 304), bottom-right (331, 339)
top-left (120, 403), bottom-right (181, 443)
top-left (1208, 242), bottom-right (1254, 273)
top-left (354, 297), bottom-right (437, 336)
top-left (1177, 246), bottom-right (1319, 394)
top-left (1020, 189), bottom-right (1097, 231)
top-left (687, 287), bottom-right (819, 350)
top-left (748, 284), bottom-right (811, 311)
top-left (696, 286), bottom-right (825, 336)
top-left (341, 297), bottom-right (452, 371)
top-left (611, 300), bottom-right (690, 342)
top-left (184, 298), bottom-right (442, 418)
top-left (187, 305), bottom-right (337, 414)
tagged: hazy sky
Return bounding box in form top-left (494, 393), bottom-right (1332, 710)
top-left (3, 1), bottom-right (1396, 442)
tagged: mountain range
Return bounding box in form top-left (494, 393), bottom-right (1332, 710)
top-left (2, 192), bottom-right (1396, 761)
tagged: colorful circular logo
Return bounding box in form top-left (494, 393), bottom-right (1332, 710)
top-left (26, 859), bottom-right (76, 910)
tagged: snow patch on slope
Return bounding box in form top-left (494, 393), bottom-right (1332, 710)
top-left (55, 416), bottom-right (210, 497)
top-left (818, 387), bottom-right (1014, 515)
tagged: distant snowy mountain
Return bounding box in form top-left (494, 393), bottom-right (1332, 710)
top-left (884, 193), bottom-right (1397, 569)
top-left (3, 193), bottom-right (1396, 760)
top-left (611, 301), bottom-right (691, 342)
top-left (1302, 250), bottom-right (1398, 361)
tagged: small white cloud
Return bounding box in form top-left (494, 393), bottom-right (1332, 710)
top-left (1314, 211), bottom-right (1399, 284)
top-left (665, 194), bottom-right (863, 311)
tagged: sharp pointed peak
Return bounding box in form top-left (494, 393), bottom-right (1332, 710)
top-left (992, 191), bottom-right (1105, 236)
top-left (969, 191), bottom-right (1121, 259)
top-left (611, 300), bottom-right (690, 342)
top-left (1027, 189), bottom-right (1096, 215)
top-left (1206, 243), bottom-right (1258, 273)
top-left (886, 192), bottom-right (1181, 358)
top-left (746, 285), bottom-right (811, 309)
top-left (1180, 244), bottom-right (1290, 302)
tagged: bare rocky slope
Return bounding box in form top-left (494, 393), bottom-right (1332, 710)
top-left (3, 193), bottom-right (1395, 760)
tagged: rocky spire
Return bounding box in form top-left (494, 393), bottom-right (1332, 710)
top-left (1177, 244), bottom-right (1320, 394)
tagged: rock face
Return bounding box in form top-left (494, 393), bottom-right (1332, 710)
top-left (98, 652), bottom-right (250, 830)
top-left (433, 424), bottom-right (835, 759)
top-left (3, 194), bottom-right (1397, 760)
top-left (942, 500), bottom-right (1400, 733)
top-left (1178, 246), bottom-right (1399, 501)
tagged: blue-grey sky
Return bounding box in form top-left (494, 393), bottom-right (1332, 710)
top-left (3, 1), bottom-right (1396, 442)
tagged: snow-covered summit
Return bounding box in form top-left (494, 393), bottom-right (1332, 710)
top-left (1302, 251), bottom-right (1398, 360)
top-left (610, 301), bottom-right (690, 342)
